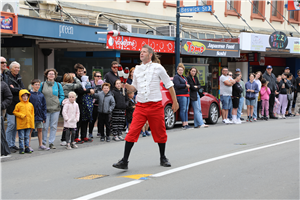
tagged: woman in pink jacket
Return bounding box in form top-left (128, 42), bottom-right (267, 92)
top-left (62, 92), bottom-right (80, 149)
top-left (260, 78), bottom-right (271, 120)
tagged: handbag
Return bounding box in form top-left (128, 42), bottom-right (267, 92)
top-left (287, 88), bottom-right (292, 101)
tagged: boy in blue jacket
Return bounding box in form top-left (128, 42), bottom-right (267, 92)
top-left (29, 79), bottom-right (49, 151)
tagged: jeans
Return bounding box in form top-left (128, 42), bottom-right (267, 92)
top-left (191, 93), bottom-right (204, 127)
top-left (18, 128), bottom-right (31, 149)
top-left (228, 103), bottom-right (233, 120)
top-left (253, 96), bottom-right (258, 119)
top-left (237, 97), bottom-right (244, 119)
top-left (42, 111), bottom-right (60, 145)
top-left (177, 96), bottom-right (190, 122)
top-left (6, 114), bottom-right (17, 148)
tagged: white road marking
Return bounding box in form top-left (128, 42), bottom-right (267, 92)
top-left (73, 137), bottom-right (299, 200)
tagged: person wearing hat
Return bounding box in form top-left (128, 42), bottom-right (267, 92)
top-left (262, 65), bottom-right (278, 119)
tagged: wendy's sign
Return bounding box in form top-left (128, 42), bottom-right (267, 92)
top-left (269, 31), bottom-right (288, 49)
top-left (181, 39), bottom-right (240, 57)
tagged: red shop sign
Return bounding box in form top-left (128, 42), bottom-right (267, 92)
top-left (106, 35), bottom-right (175, 53)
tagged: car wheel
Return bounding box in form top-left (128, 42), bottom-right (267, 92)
top-left (164, 105), bottom-right (175, 129)
top-left (205, 103), bottom-right (219, 124)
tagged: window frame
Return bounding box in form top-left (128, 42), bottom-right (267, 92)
top-left (126, 0), bottom-right (150, 6)
top-left (288, 11), bottom-right (300, 25)
top-left (163, 0), bottom-right (183, 8)
top-left (224, 0), bottom-right (241, 18)
top-left (250, 0), bottom-right (265, 22)
top-left (269, 0), bottom-right (284, 24)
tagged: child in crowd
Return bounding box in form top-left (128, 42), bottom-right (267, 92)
top-left (62, 92), bottom-right (80, 150)
top-left (260, 78), bottom-right (271, 120)
top-left (29, 79), bottom-right (49, 151)
top-left (126, 91), bottom-right (135, 131)
top-left (13, 89), bottom-right (35, 154)
top-left (60, 73), bottom-right (82, 146)
top-left (94, 83), bottom-right (115, 142)
top-left (81, 75), bottom-right (94, 127)
top-left (81, 75), bottom-right (92, 91)
top-left (141, 121), bottom-right (151, 137)
top-left (111, 79), bottom-right (128, 141)
top-left (245, 73), bottom-right (259, 122)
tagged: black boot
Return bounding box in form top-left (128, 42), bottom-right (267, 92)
top-left (112, 159), bottom-right (128, 169)
top-left (160, 157), bottom-right (171, 167)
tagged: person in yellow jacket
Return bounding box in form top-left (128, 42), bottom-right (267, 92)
top-left (13, 89), bottom-right (34, 154)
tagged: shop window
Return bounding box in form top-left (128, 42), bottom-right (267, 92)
top-left (288, 11), bottom-right (300, 25)
top-left (191, 32), bottom-right (198, 39)
top-left (270, 0), bottom-right (284, 24)
top-left (251, 0), bottom-right (265, 21)
top-left (183, 32), bottom-right (190, 38)
top-left (206, 33), bottom-right (214, 39)
top-left (224, 0), bottom-right (241, 18)
top-left (215, 35), bottom-right (223, 38)
top-left (132, 27), bottom-right (138, 33)
top-left (198, 33), bottom-right (206, 39)
top-left (139, 28), bottom-right (147, 34)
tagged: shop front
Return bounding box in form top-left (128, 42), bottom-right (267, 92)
top-left (105, 32), bottom-right (176, 76)
top-left (180, 38), bottom-right (240, 98)
top-left (15, 15), bottom-right (108, 84)
top-left (237, 32), bottom-right (300, 79)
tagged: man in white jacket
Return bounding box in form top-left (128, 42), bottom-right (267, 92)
top-left (112, 45), bottom-right (179, 170)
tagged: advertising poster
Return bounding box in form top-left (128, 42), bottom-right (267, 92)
top-left (1, 16), bottom-right (13, 31)
top-left (183, 64), bottom-right (208, 86)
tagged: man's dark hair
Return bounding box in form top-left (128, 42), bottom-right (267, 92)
top-left (111, 61), bottom-right (119, 67)
top-left (74, 63), bottom-right (84, 72)
top-left (31, 79), bottom-right (41, 85)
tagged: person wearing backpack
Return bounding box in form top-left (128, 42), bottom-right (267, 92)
top-left (39, 69), bottom-right (64, 149)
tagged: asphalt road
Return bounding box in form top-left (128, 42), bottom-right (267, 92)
top-left (1, 116), bottom-right (299, 200)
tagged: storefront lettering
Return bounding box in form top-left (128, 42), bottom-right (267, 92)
top-left (185, 41), bottom-right (206, 54)
top-left (115, 39), bottom-right (137, 48)
top-left (216, 51), bottom-right (227, 56)
top-left (59, 25), bottom-right (74, 37)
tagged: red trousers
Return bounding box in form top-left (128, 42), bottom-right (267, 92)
top-left (125, 101), bottom-right (167, 143)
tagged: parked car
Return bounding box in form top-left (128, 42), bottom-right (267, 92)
top-left (161, 79), bottom-right (221, 129)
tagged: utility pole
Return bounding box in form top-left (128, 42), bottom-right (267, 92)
top-left (175, 0), bottom-right (180, 70)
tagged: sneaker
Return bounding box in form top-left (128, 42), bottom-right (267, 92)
top-left (118, 136), bottom-right (125, 141)
top-left (246, 116), bottom-right (250, 122)
top-left (232, 120), bottom-right (241, 124)
top-left (106, 136), bottom-right (110, 142)
top-left (160, 157), bottom-right (171, 167)
top-left (282, 115), bottom-right (286, 119)
top-left (38, 145), bottom-right (50, 151)
top-left (253, 118), bottom-right (257, 122)
top-left (89, 133), bottom-right (93, 139)
top-left (12, 146), bottom-right (20, 150)
top-left (71, 143), bottom-right (78, 149)
top-left (66, 145), bottom-right (72, 150)
top-left (249, 117), bottom-right (253, 122)
top-left (9, 147), bottom-right (17, 153)
top-left (19, 148), bottom-right (24, 154)
top-left (84, 137), bottom-right (93, 142)
top-left (240, 117), bottom-right (244, 121)
top-left (182, 126), bottom-right (187, 129)
top-left (97, 133), bottom-right (101, 137)
top-left (125, 128), bottom-right (129, 134)
top-left (60, 141), bottom-right (67, 146)
top-left (145, 130), bottom-right (151, 136)
top-left (264, 116), bottom-right (269, 121)
top-left (49, 144), bottom-right (56, 149)
top-left (200, 124), bottom-right (209, 128)
top-left (113, 136), bottom-right (120, 141)
top-left (112, 159), bottom-right (128, 169)
top-left (222, 120), bottom-right (226, 123)
top-left (185, 125), bottom-right (193, 129)
top-left (142, 132), bottom-right (146, 137)
top-left (100, 136), bottom-right (105, 142)
top-left (225, 119), bottom-right (233, 124)
top-left (25, 147), bottom-right (32, 153)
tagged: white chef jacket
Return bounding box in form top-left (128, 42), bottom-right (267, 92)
top-left (132, 61), bottom-right (174, 103)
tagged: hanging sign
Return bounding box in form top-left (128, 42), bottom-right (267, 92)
top-left (266, 31), bottom-right (290, 53)
top-left (106, 35), bottom-right (175, 53)
top-left (181, 39), bottom-right (240, 57)
top-left (287, 0), bottom-right (300, 11)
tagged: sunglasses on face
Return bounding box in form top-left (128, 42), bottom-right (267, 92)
top-left (1, 62), bottom-right (7, 64)
top-left (94, 75), bottom-right (102, 78)
top-left (229, 74), bottom-right (232, 76)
